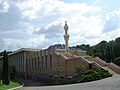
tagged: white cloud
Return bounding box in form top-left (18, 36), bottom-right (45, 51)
top-left (0, 0), bottom-right (103, 51)
top-left (100, 28), bottom-right (120, 42)
top-left (106, 9), bottom-right (120, 19)
top-left (103, 9), bottom-right (120, 33)
top-left (16, 0), bottom-right (45, 19)
top-left (0, 38), bottom-right (6, 51)
top-left (0, 0), bottom-right (120, 51)
top-left (16, 0), bottom-right (102, 19)
top-left (68, 14), bottom-right (103, 46)
top-left (0, 0), bottom-right (9, 13)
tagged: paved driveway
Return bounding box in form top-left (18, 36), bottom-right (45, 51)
top-left (15, 77), bottom-right (46, 86)
top-left (17, 74), bottom-right (120, 90)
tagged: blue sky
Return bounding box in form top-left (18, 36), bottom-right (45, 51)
top-left (0, 0), bottom-right (120, 51)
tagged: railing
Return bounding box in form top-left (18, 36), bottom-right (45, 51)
top-left (90, 57), bottom-right (107, 67)
top-left (107, 63), bottom-right (120, 74)
top-left (92, 61), bottom-right (107, 71)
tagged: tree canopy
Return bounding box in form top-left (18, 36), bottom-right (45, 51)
top-left (71, 37), bottom-right (120, 66)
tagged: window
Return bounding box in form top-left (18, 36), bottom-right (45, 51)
top-left (60, 67), bottom-right (63, 71)
top-left (60, 76), bottom-right (64, 79)
top-left (55, 67), bottom-right (57, 71)
top-left (54, 75), bottom-right (58, 78)
top-left (49, 75), bottom-right (53, 78)
top-left (67, 76), bottom-right (73, 80)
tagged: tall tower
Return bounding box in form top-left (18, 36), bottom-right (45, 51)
top-left (64, 21), bottom-right (69, 52)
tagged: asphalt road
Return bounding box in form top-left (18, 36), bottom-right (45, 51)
top-left (16, 74), bottom-right (120, 90)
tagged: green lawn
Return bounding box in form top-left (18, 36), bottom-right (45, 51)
top-left (0, 80), bottom-right (22, 90)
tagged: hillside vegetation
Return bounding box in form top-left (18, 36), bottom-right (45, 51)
top-left (71, 37), bottom-right (120, 66)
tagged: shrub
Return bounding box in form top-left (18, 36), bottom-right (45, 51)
top-left (75, 64), bottom-right (86, 75)
top-left (0, 70), bottom-right (1, 80)
top-left (10, 65), bottom-right (17, 80)
top-left (74, 69), bottom-right (112, 83)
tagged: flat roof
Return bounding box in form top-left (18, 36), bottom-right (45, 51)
top-left (0, 48), bottom-right (42, 59)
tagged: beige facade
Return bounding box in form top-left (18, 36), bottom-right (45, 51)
top-left (0, 46), bottom-right (106, 80)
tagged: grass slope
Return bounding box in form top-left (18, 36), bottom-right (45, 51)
top-left (0, 80), bottom-right (21, 90)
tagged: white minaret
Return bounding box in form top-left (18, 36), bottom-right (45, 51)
top-left (64, 21), bottom-right (69, 52)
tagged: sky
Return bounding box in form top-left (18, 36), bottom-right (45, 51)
top-left (0, 0), bottom-right (120, 51)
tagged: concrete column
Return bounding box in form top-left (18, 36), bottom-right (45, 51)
top-left (40, 50), bottom-right (42, 72)
top-left (14, 54), bottom-right (17, 68)
top-left (24, 51), bottom-right (27, 78)
top-left (18, 53), bottom-right (19, 72)
top-left (27, 52), bottom-right (30, 76)
top-left (48, 48), bottom-right (50, 72)
top-left (26, 52), bottom-right (28, 73)
top-left (16, 54), bottom-right (18, 72)
top-left (19, 53), bottom-right (21, 72)
top-left (31, 52), bottom-right (33, 72)
top-left (21, 52), bottom-right (23, 72)
top-left (44, 50), bottom-right (46, 72)
top-left (37, 51), bottom-right (39, 72)
top-left (34, 52), bottom-right (38, 72)
top-left (17, 53), bottom-right (19, 72)
top-left (34, 52), bottom-right (35, 71)
top-left (50, 48), bottom-right (53, 72)
top-left (29, 52), bottom-right (32, 72)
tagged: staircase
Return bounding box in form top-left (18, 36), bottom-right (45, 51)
top-left (88, 57), bottom-right (120, 74)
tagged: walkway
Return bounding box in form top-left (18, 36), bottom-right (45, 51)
top-left (16, 74), bottom-right (120, 90)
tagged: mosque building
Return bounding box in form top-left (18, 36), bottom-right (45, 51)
top-left (0, 21), bottom-right (106, 81)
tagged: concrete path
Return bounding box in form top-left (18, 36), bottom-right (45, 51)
top-left (16, 74), bottom-right (120, 90)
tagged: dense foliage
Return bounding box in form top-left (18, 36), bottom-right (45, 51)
top-left (2, 50), bottom-right (10, 85)
top-left (0, 66), bottom-right (17, 81)
top-left (75, 64), bottom-right (86, 75)
top-left (70, 44), bottom-right (90, 51)
top-left (75, 69), bottom-right (112, 83)
top-left (72, 37), bottom-right (120, 66)
top-left (87, 37), bottom-right (120, 65)
top-left (113, 57), bottom-right (120, 66)
top-left (10, 65), bottom-right (17, 80)
top-left (0, 70), bottom-right (1, 80)
top-left (0, 51), bottom-right (12, 57)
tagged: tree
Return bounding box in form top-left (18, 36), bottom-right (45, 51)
top-left (10, 65), bottom-right (17, 80)
top-left (2, 50), bottom-right (10, 85)
top-left (114, 37), bottom-right (120, 58)
top-left (114, 57), bottom-right (120, 66)
top-left (0, 51), bottom-right (12, 57)
top-left (76, 44), bottom-right (90, 51)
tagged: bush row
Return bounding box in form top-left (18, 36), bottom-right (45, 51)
top-left (74, 69), bottom-right (112, 83)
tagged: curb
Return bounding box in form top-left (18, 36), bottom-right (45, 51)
top-left (8, 81), bottom-right (24, 90)
top-left (8, 84), bottom-right (23, 90)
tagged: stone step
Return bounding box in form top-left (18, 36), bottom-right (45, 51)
top-left (103, 67), bottom-right (117, 74)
